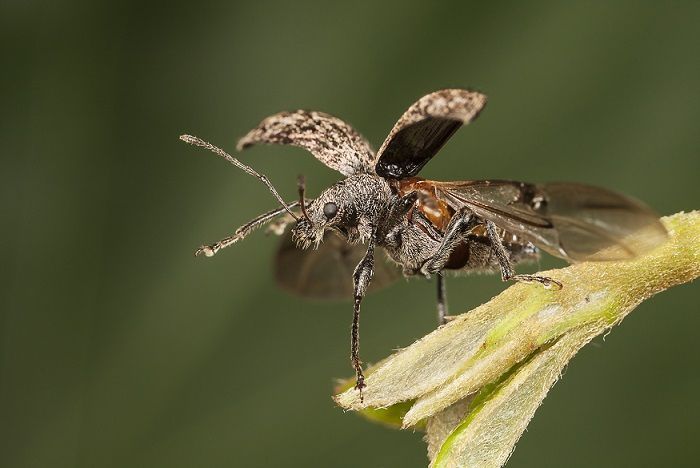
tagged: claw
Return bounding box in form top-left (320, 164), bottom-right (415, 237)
top-left (354, 378), bottom-right (366, 403)
top-left (420, 261), bottom-right (436, 278)
top-left (512, 274), bottom-right (563, 290)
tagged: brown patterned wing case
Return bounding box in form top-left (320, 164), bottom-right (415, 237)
top-left (374, 89), bottom-right (487, 179)
top-left (237, 110), bottom-right (376, 176)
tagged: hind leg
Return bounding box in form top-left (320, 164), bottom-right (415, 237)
top-left (485, 221), bottom-right (562, 289)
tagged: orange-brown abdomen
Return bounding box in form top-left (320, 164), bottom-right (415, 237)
top-left (396, 177), bottom-right (454, 232)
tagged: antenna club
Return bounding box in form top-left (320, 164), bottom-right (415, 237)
top-left (179, 134), bottom-right (197, 144)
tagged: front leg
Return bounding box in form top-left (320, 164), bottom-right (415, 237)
top-left (351, 231), bottom-right (376, 398)
top-left (485, 220), bottom-right (563, 289)
top-left (420, 208), bottom-right (479, 276)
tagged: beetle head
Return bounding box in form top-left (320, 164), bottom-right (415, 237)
top-left (291, 174), bottom-right (392, 249)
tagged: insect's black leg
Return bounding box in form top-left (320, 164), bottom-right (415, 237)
top-left (421, 208), bottom-right (478, 276)
top-left (195, 202), bottom-right (299, 257)
top-left (351, 233), bottom-right (376, 399)
top-left (377, 191), bottom-right (419, 243)
top-left (485, 220), bottom-right (563, 289)
top-left (436, 272), bottom-right (449, 325)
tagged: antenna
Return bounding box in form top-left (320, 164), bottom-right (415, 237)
top-left (297, 175), bottom-right (313, 224)
top-left (180, 135), bottom-right (300, 220)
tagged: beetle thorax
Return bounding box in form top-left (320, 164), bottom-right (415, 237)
top-left (338, 173), bottom-right (393, 222)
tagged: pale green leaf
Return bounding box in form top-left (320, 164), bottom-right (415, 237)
top-left (335, 211), bottom-right (700, 466)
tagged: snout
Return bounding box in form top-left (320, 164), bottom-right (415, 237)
top-left (291, 219), bottom-right (321, 249)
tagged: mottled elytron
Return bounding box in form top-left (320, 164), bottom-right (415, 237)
top-left (181, 89), bottom-right (667, 397)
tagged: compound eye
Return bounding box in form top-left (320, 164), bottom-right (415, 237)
top-left (323, 202), bottom-right (338, 220)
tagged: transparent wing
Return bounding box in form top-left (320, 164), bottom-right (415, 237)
top-left (435, 180), bottom-right (668, 261)
top-left (374, 89), bottom-right (487, 179)
top-left (237, 110), bottom-right (375, 176)
top-left (275, 230), bottom-right (402, 300)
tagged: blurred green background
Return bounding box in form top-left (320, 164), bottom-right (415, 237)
top-left (2, 1), bottom-right (699, 467)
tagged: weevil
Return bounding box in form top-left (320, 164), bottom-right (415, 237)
top-left (181, 89), bottom-right (667, 396)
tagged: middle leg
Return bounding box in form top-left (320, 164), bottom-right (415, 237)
top-left (436, 272), bottom-right (449, 325)
top-left (420, 208), bottom-right (479, 276)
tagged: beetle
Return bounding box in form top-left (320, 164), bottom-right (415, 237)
top-left (181, 89), bottom-right (667, 396)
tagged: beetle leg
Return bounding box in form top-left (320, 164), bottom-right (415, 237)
top-left (436, 272), bottom-right (450, 325)
top-left (420, 208), bottom-right (478, 276)
top-left (485, 220), bottom-right (563, 289)
top-left (195, 201), bottom-right (299, 257)
top-left (378, 191), bottom-right (419, 243)
top-left (350, 231), bottom-right (376, 400)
